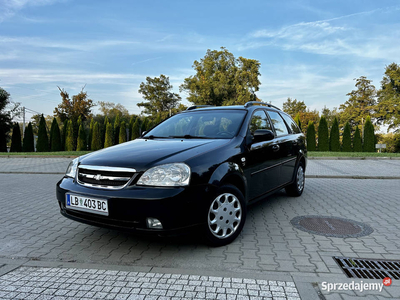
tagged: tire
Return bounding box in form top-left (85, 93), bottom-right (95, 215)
top-left (204, 184), bottom-right (246, 247)
top-left (285, 161), bottom-right (305, 197)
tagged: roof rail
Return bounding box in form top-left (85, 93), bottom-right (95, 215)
top-left (244, 101), bottom-right (281, 111)
top-left (186, 105), bottom-right (215, 110)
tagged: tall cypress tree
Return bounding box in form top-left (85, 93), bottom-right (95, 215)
top-left (36, 114), bottom-right (49, 152)
top-left (131, 119), bottom-right (141, 140)
top-left (104, 123), bottom-right (113, 148)
top-left (22, 122), bottom-right (34, 152)
top-left (88, 118), bottom-right (94, 151)
top-left (61, 119), bottom-right (68, 151)
top-left (353, 127), bottom-right (362, 152)
top-left (76, 124), bottom-right (87, 151)
top-left (119, 121), bottom-right (127, 144)
top-left (91, 122), bottom-right (101, 151)
top-left (10, 123), bottom-right (22, 152)
top-left (363, 116), bottom-right (375, 152)
top-left (129, 115), bottom-right (136, 140)
top-left (114, 114), bottom-right (120, 145)
top-left (141, 117), bottom-right (148, 135)
top-left (318, 116), bottom-right (329, 151)
top-left (65, 120), bottom-right (75, 151)
top-left (50, 118), bottom-right (62, 151)
top-left (342, 122), bottom-right (352, 152)
top-left (306, 121), bottom-right (316, 151)
top-left (329, 117), bottom-right (340, 152)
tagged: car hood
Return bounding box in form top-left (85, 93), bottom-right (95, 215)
top-left (79, 138), bottom-right (229, 171)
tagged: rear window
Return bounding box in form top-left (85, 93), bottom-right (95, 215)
top-left (280, 113), bottom-right (301, 134)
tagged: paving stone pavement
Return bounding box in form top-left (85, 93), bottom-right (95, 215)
top-left (0, 159), bottom-right (399, 299)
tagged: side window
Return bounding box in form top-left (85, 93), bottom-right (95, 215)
top-left (267, 111), bottom-right (289, 136)
top-left (281, 113), bottom-right (301, 134)
top-left (249, 110), bottom-right (272, 133)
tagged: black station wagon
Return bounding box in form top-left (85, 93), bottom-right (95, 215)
top-left (56, 102), bottom-right (307, 246)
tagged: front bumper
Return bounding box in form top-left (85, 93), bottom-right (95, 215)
top-left (56, 177), bottom-right (213, 235)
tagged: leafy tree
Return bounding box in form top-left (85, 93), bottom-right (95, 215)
top-left (353, 127), bottom-right (362, 152)
top-left (22, 122), bottom-right (34, 152)
top-left (114, 114), bottom-right (120, 145)
top-left (329, 117), bottom-right (340, 151)
top-left (50, 118), bottom-right (62, 151)
top-left (363, 116), bottom-right (375, 152)
top-left (294, 113), bottom-right (301, 131)
top-left (376, 63), bottom-right (400, 131)
top-left (98, 101), bottom-right (130, 122)
top-left (342, 122), bottom-right (352, 152)
top-left (91, 122), bottom-right (101, 151)
top-left (377, 133), bottom-right (400, 153)
top-left (104, 123), bottom-right (114, 148)
top-left (282, 98), bottom-right (307, 117)
top-left (0, 88), bottom-right (12, 152)
top-left (65, 120), bottom-right (75, 151)
top-left (321, 106), bottom-right (340, 127)
top-left (306, 121), bottom-right (316, 151)
top-left (10, 123), bottom-right (22, 152)
top-left (54, 86), bottom-right (94, 123)
top-left (339, 76), bottom-right (376, 128)
top-left (318, 116), bottom-right (329, 151)
top-left (119, 121), bottom-right (127, 144)
top-left (180, 47), bottom-right (261, 106)
top-left (36, 114), bottom-right (49, 152)
top-left (138, 75), bottom-right (181, 118)
top-left (131, 118), bottom-right (141, 140)
top-left (76, 124), bottom-right (87, 151)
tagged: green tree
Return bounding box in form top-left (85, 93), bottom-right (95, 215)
top-left (339, 76), bottom-right (376, 128)
top-left (294, 113), bottom-right (302, 131)
top-left (329, 117), bottom-right (340, 151)
top-left (98, 101), bottom-right (130, 122)
top-left (61, 119), bottom-right (68, 151)
top-left (282, 98), bottom-right (307, 117)
top-left (88, 118), bottom-right (94, 150)
top-left (10, 123), bottom-right (22, 152)
top-left (376, 63), bottom-right (400, 131)
top-left (180, 47), bottom-right (261, 106)
top-left (76, 124), bottom-right (87, 151)
top-left (141, 117), bottom-right (148, 134)
top-left (114, 114), bottom-right (120, 145)
top-left (353, 127), bottom-right (362, 152)
top-left (318, 116), bottom-right (329, 151)
top-left (306, 121), bottom-right (316, 151)
top-left (342, 122), bottom-right (352, 152)
top-left (91, 122), bottom-right (101, 151)
top-left (36, 114), bottom-right (49, 152)
top-left (321, 106), bottom-right (340, 127)
top-left (129, 115), bottom-right (136, 139)
top-left (65, 120), bottom-right (75, 151)
top-left (138, 75), bottom-right (181, 118)
top-left (50, 118), bottom-right (62, 151)
top-left (0, 88), bottom-right (13, 152)
top-left (119, 121), bottom-right (127, 144)
top-left (131, 118), bottom-right (141, 140)
top-left (363, 116), bottom-right (375, 152)
top-left (22, 122), bottom-right (34, 152)
top-left (104, 123), bottom-right (114, 148)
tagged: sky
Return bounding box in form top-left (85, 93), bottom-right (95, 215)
top-left (1, 0), bottom-right (400, 122)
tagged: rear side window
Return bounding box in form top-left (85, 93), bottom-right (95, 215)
top-left (249, 110), bottom-right (272, 133)
top-left (280, 113), bottom-right (301, 134)
top-left (266, 111), bottom-right (289, 136)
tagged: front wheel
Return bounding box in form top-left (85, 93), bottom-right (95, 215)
top-left (204, 184), bottom-right (246, 247)
top-left (285, 162), bottom-right (305, 197)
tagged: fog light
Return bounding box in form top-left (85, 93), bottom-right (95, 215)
top-left (146, 218), bottom-right (163, 229)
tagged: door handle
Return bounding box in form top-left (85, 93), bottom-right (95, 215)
top-left (272, 145), bottom-right (280, 152)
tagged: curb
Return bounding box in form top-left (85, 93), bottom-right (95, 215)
top-left (308, 156), bottom-right (400, 160)
top-left (306, 175), bottom-right (400, 179)
top-left (0, 155), bottom-right (78, 158)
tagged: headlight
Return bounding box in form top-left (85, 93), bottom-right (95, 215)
top-left (137, 163), bottom-right (191, 186)
top-left (65, 158), bottom-right (79, 178)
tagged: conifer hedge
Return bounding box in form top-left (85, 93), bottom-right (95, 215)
top-left (342, 122), bottom-right (352, 152)
top-left (353, 127), bottom-right (362, 152)
top-left (329, 117), bottom-right (340, 151)
top-left (131, 119), bottom-right (140, 140)
top-left (36, 114), bottom-right (49, 152)
top-left (50, 118), bottom-right (62, 151)
top-left (22, 122), bottom-right (34, 152)
top-left (76, 124), bottom-right (87, 151)
top-left (104, 123), bottom-right (113, 148)
top-left (65, 120), bottom-right (74, 151)
top-left (91, 122), bottom-right (101, 151)
top-left (363, 116), bottom-right (375, 152)
top-left (318, 116), bottom-right (329, 151)
top-left (119, 121), bottom-right (127, 144)
top-left (306, 121), bottom-right (316, 151)
top-left (10, 123), bottom-right (22, 152)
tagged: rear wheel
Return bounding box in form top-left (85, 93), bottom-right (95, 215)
top-left (285, 162), bottom-right (305, 197)
top-left (204, 184), bottom-right (246, 246)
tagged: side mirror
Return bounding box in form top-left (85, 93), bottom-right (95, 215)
top-left (253, 129), bottom-right (274, 143)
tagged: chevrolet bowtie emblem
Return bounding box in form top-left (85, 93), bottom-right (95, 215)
top-left (94, 174), bottom-right (102, 180)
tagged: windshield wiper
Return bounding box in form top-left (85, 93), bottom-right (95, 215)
top-left (169, 135), bottom-right (208, 139)
top-left (143, 135), bottom-right (169, 139)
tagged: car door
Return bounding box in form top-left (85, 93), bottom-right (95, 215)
top-left (265, 110), bottom-right (297, 186)
top-left (245, 109), bottom-right (281, 200)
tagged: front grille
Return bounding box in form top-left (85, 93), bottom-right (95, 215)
top-left (334, 256), bottom-right (400, 279)
top-left (77, 165), bottom-right (136, 189)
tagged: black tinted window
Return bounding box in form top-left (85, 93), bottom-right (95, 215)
top-left (267, 111), bottom-right (289, 136)
top-left (281, 113), bottom-right (301, 134)
top-left (249, 110), bottom-right (272, 133)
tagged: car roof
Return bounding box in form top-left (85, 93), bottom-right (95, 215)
top-left (183, 102), bottom-right (282, 113)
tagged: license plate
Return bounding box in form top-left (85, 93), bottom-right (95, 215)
top-left (66, 194), bottom-right (109, 216)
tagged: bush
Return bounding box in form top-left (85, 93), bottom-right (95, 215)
top-left (363, 116), bottom-right (375, 152)
top-left (306, 121), bottom-right (316, 151)
top-left (36, 114), bottom-right (49, 152)
top-left (104, 123), bottom-right (113, 148)
top-left (91, 122), bottom-right (102, 151)
top-left (131, 119), bottom-right (141, 140)
top-left (119, 121), bottom-right (127, 144)
top-left (353, 127), bottom-right (362, 152)
top-left (76, 124), bottom-right (87, 151)
top-left (65, 120), bottom-right (75, 151)
top-left (318, 116), bottom-right (329, 151)
top-left (50, 118), bottom-right (62, 151)
top-left (329, 117), bottom-right (340, 151)
top-left (10, 123), bottom-right (22, 152)
top-left (22, 122), bottom-right (34, 152)
top-left (342, 122), bottom-right (352, 152)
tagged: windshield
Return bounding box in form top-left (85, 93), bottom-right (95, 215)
top-left (144, 110), bottom-right (246, 139)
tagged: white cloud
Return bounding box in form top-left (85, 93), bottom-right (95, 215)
top-left (0, 0), bottom-right (63, 22)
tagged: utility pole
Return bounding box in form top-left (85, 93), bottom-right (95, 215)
top-left (22, 106), bottom-right (25, 135)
